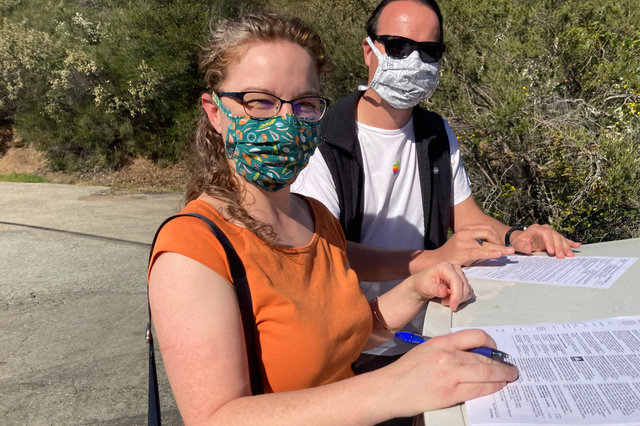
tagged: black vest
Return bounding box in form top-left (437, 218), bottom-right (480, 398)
top-left (318, 90), bottom-right (451, 250)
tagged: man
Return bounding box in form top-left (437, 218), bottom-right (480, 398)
top-left (293, 0), bottom-right (580, 369)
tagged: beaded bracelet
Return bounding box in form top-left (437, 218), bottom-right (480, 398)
top-left (370, 296), bottom-right (400, 333)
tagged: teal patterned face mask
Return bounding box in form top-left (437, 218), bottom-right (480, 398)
top-left (212, 92), bottom-right (322, 192)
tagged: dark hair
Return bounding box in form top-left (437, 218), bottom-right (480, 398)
top-left (365, 0), bottom-right (444, 43)
top-left (186, 10), bottom-right (329, 243)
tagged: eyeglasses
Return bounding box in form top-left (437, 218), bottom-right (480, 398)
top-left (371, 35), bottom-right (445, 63)
top-left (218, 91), bottom-right (330, 122)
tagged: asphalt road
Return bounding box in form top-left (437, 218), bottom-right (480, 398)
top-left (1, 182), bottom-right (186, 425)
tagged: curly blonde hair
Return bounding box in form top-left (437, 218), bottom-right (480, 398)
top-left (185, 10), bottom-right (330, 242)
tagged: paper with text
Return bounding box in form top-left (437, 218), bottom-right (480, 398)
top-left (463, 256), bottom-right (637, 288)
top-left (455, 316), bottom-right (640, 426)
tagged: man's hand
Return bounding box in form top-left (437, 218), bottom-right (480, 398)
top-left (432, 224), bottom-right (515, 267)
top-left (509, 224), bottom-right (581, 258)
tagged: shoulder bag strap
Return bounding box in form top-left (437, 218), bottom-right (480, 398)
top-left (146, 213), bottom-right (264, 425)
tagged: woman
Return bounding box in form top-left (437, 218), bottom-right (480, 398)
top-left (148, 10), bottom-right (517, 425)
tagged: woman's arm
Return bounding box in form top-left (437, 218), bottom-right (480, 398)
top-left (215, 329), bottom-right (517, 425)
top-left (364, 262), bottom-right (473, 348)
top-left (150, 254), bottom-right (515, 425)
top-left (149, 252), bottom-right (251, 424)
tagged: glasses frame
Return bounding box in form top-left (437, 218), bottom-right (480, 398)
top-left (218, 91), bottom-right (330, 123)
top-left (371, 34), bottom-right (446, 63)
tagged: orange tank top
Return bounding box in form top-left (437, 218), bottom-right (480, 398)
top-left (149, 196), bottom-right (372, 392)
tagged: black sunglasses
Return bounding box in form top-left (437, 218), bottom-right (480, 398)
top-left (371, 35), bottom-right (445, 63)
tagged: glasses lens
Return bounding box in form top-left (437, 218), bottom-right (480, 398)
top-left (243, 92), bottom-right (280, 118)
top-left (383, 37), bottom-right (412, 59)
top-left (377, 35), bottom-right (444, 63)
top-left (293, 97), bottom-right (327, 122)
top-left (417, 42), bottom-right (445, 63)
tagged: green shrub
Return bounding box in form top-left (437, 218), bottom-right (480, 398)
top-left (432, 0), bottom-right (640, 242)
top-left (7, 1), bottom-right (214, 170)
top-left (0, 172), bottom-right (48, 183)
top-left (2, 0), bottom-right (638, 242)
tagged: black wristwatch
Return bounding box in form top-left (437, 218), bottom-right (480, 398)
top-left (505, 224), bottom-right (527, 247)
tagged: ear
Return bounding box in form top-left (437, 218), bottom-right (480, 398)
top-left (201, 93), bottom-right (224, 134)
top-left (362, 37), bottom-right (374, 67)
top-left (362, 38), bottom-right (378, 83)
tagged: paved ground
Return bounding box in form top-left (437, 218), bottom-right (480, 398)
top-left (1, 182), bottom-right (186, 425)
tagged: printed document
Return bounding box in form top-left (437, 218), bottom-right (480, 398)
top-left (463, 256), bottom-right (637, 288)
top-left (455, 316), bottom-right (640, 425)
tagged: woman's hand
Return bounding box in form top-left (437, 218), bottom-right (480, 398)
top-left (369, 263), bottom-right (473, 346)
top-left (412, 262), bottom-right (473, 311)
top-left (373, 329), bottom-right (518, 417)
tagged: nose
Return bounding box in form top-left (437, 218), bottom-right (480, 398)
top-left (278, 100), bottom-right (295, 117)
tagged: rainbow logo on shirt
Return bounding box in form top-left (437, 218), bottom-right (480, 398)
top-left (392, 162), bottom-right (400, 176)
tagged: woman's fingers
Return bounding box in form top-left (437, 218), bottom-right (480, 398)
top-left (428, 329), bottom-right (498, 351)
top-left (396, 333), bottom-right (519, 412)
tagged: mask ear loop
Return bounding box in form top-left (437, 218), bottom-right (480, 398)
top-left (210, 92), bottom-right (241, 159)
top-left (358, 37), bottom-right (385, 92)
top-left (365, 36), bottom-right (384, 56)
top-left (211, 92), bottom-right (235, 117)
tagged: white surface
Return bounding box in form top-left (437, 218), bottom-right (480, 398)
top-left (422, 238), bottom-right (640, 425)
top-left (456, 316), bottom-right (640, 425)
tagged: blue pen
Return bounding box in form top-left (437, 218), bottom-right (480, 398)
top-left (395, 331), bottom-right (510, 362)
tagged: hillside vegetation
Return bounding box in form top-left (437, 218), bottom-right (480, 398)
top-left (1, 0), bottom-right (639, 242)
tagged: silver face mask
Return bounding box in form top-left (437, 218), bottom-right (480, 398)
top-left (359, 36), bottom-right (440, 109)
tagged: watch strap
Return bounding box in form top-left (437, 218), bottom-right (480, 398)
top-left (505, 224), bottom-right (527, 247)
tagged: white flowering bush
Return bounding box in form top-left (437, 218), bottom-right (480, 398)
top-left (0, 19), bottom-right (59, 120)
top-left (44, 50), bottom-right (99, 121)
top-left (6, 0), bottom-right (209, 170)
top-left (92, 60), bottom-right (162, 118)
top-left (55, 11), bottom-right (102, 44)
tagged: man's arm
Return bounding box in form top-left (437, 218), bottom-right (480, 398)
top-left (347, 197), bottom-right (513, 282)
top-left (346, 221), bottom-right (511, 282)
top-left (346, 240), bottom-right (423, 282)
top-left (451, 196), bottom-right (512, 239)
top-left (451, 196), bottom-right (581, 259)
top-left (347, 196), bottom-right (581, 283)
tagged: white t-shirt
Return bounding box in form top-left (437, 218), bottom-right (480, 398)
top-left (292, 116), bottom-right (472, 355)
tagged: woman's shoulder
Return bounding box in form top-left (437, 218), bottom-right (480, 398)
top-left (299, 195), bottom-right (346, 248)
top-left (300, 195), bottom-right (335, 223)
top-left (159, 200), bottom-right (223, 238)
top-left (149, 199), bottom-right (245, 282)
top-left (166, 199), bottom-right (244, 237)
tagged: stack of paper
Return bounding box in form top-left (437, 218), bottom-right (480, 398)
top-left (463, 256), bottom-right (637, 288)
top-left (455, 316), bottom-right (640, 425)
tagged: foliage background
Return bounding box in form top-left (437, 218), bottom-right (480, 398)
top-left (1, 0), bottom-right (639, 243)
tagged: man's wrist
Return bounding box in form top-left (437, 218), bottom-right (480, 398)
top-left (408, 249), bottom-right (439, 275)
top-left (504, 224), bottom-right (527, 247)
